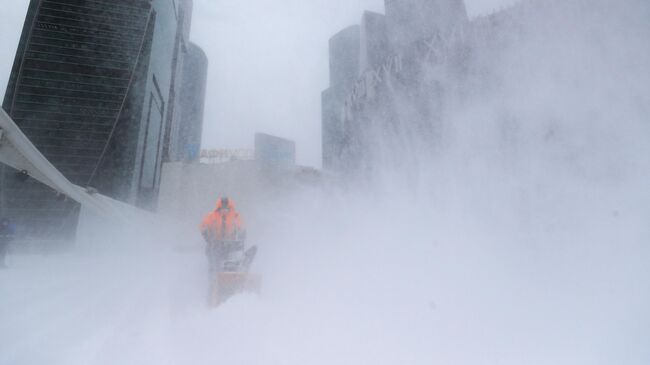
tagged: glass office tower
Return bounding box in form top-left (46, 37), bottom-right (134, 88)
top-left (1, 0), bottom-right (201, 244)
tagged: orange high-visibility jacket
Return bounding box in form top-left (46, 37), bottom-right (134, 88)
top-left (200, 199), bottom-right (245, 241)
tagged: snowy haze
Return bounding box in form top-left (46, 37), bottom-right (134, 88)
top-left (191, 0), bottom-right (518, 167)
top-left (2, 0), bottom-right (650, 365)
top-left (1, 0), bottom-right (517, 167)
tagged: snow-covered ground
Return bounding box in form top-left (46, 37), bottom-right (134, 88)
top-left (0, 252), bottom-right (215, 365)
top-left (1, 182), bottom-right (649, 365)
top-left (1, 2), bottom-right (649, 364)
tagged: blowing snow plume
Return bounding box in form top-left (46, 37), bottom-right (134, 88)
top-left (2, 0), bottom-right (650, 364)
top-left (274, 0), bottom-right (650, 364)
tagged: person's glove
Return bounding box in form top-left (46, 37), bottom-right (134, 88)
top-left (201, 229), bottom-right (214, 243)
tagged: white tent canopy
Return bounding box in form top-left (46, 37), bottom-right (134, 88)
top-left (0, 108), bottom-right (144, 220)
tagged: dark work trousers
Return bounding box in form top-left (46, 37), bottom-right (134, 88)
top-left (0, 240), bottom-right (9, 267)
top-left (205, 241), bottom-right (224, 277)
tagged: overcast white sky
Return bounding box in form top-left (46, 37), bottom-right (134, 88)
top-left (0, 0), bottom-right (516, 167)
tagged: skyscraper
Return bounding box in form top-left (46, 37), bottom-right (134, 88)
top-left (255, 133), bottom-right (296, 169)
top-left (1, 0), bottom-right (205, 243)
top-left (322, 25), bottom-right (360, 171)
top-left (359, 11), bottom-right (389, 72)
top-left (172, 42), bottom-right (207, 162)
top-left (322, 0), bottom-right (471, 174)
top-left (385, 0), bottom-right (468, 49)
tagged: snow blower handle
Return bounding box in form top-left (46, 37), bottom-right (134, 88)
top-left (218, 240), bottom-right (245, 253)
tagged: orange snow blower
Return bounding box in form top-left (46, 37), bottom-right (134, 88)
top-left (208, 242), bottom-right (260, 306)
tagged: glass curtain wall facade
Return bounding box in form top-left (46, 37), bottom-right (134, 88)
top-left (322, 0), bottom-right (470, 175)
top-left (321, 26), bottom-right (360, 171)
top-left (1, 0), bottom-right (193, 243)
top-left (174, 42), bottom-right (207, 162)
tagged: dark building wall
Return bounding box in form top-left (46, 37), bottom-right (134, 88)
top-left (160, 0), bottom-right (192, 167)
top-left (1, 0), bottom-right (193, 241)
top-left (323, 0), bottom-right (472, 176)
top-left (329, 25), bottom-right (360, 91)
top-left (255, 133), bottom-right (296, 169)
top-left (166, 2), bottom-right (189, 163)
top-left (385, 0), bottom-right (468, 50)
top-left (2, 0), bottom-right (40, 111)
top-left (90, 12), bottom-right (156, 202)
top-left (360, 11), bottom-right (389, 72)
top-left (174, 42), bottom-right (207, 162)
top-left (1, 0), bottom-right (154, 241)
top-left (321, 88), bottom-right (342, 170)
top-left (133, 0), bottom-right (179, 209)
top-left (322, 26), bottom-right (360, 170)
top-left (178, 0), bottom-right (194, 39)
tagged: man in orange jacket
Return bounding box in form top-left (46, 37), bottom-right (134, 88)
top-left (200, 197), bottom-right (247, 275)
top-left (200, 197), bottom-right (245, 243)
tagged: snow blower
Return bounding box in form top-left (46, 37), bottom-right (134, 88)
top-left (208, 241), bottom-right (260, 306)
